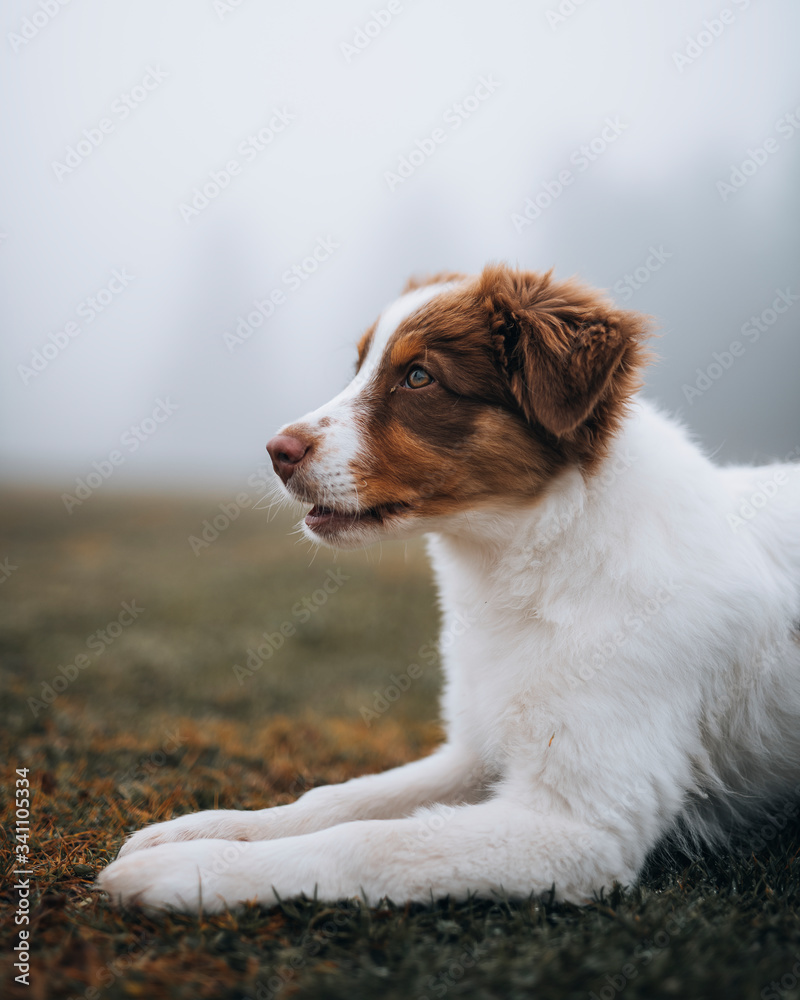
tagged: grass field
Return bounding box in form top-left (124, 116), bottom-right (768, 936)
top-left (2, 489), bottom-right (800, 1000)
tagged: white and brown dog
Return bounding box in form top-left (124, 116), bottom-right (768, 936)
top-left (99, 264), bottom-right (800, 912)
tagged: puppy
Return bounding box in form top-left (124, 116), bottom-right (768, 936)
top-left (99, 264), bottom-right (800, 912)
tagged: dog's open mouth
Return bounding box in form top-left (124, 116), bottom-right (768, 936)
top-left (305, 501), bottom-right (410, 532)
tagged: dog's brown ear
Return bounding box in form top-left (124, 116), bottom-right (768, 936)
top-left (479, 264), bottom-right (649, 437)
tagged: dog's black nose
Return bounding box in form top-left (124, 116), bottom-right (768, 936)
top-left (266, 434), bottom-right (311, 483)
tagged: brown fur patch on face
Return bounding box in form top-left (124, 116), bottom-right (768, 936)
top-left (342, 264), bottom-right (650, 522)
top-left (353, 397), bottom-right (561, 523)
top-left (344, 283), bottom-right (556, 518)
top-left (389, 332), bottom-right (428, 370)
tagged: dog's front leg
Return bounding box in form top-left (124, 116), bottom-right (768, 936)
top-left (114, 743), bottom-right (485, 858)
top-left (98, 797), bottom-right (633, 912)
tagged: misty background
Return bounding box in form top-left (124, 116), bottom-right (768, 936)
top-left (1, 0), bottom-right (799, 498)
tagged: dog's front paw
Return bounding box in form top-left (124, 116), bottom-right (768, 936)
top-left (117, 809), bottom-right (270, 858)
top-left (98, 840), bottom-right (262, 913)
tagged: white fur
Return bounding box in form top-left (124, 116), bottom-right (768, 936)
top-left (98, 309), bottom-right (800, 913)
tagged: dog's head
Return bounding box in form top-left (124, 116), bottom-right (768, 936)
top-left (267, 263), bottom-right (650, 548)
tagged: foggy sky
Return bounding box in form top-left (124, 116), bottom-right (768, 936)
top-left (1, 0), bottom-right (799, 495)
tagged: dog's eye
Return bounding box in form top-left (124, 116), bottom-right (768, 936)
top-left (403, 367), bottom-right (434, 389)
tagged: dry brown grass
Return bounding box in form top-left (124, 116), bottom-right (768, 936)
top-left (3, 490), bottom-right (800, 1000)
